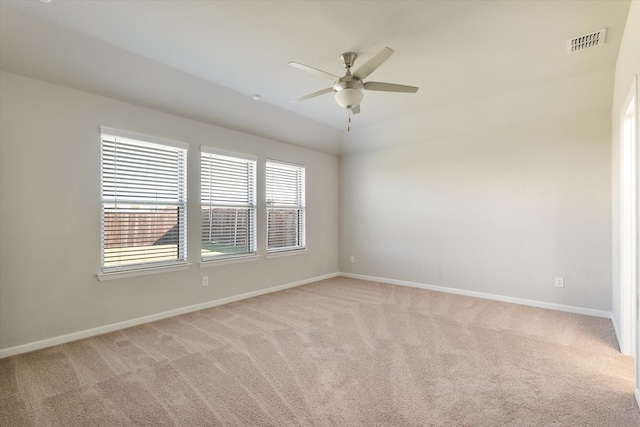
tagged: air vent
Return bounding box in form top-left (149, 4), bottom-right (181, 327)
top-left (567, 29), bottom-right (606, 53)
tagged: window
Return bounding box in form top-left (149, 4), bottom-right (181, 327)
top-left (201, 148), bottom-right (257, 261)
top-left (100, 127), bottom-right (188, 273)
top-left (266, 160), bottom-right (305, 253)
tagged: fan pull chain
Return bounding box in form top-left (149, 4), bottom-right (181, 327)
top-left (347, 110), bottom-right (352, 132)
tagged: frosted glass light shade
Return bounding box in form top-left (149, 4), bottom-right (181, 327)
top-left (334, 88), bottom-right (363, 109)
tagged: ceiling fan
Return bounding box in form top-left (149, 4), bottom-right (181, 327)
top-left (289, 47), bottom-right (418, 114)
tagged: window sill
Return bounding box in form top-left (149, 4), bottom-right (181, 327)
top-left (97, 262), bottom-right (192, 281)
top-left (199, 254), bottom-right (260, 268)
top-left (265, 248), bottom-right (308, 259)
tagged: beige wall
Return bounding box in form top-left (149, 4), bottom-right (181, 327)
top-left (340, 113), bottom-right (612, 311)
top-left (0, 72), bottom-right (340, 350)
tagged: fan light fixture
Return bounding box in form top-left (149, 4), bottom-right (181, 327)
top-left (334, 88), bottom-right (363, 109)
top-left (289, 47), bottom-right (418, 115)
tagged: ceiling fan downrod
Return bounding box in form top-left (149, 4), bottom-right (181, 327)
top-left (340, 52), bottom-right (358, 69)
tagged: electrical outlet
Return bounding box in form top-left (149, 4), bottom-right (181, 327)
top-left (202, 276), bottom-right (209, 287)
top-left (555, 277), bottom-right (564, 288)
top-left (350, 256), bottom-right (355, 264)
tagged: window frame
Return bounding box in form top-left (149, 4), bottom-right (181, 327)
top-left (200, 147), bottom-right (258, 263)
top-left (98, 126), bottom-right (189, 279)
top-left (265, 159), bottom-right (306, 255)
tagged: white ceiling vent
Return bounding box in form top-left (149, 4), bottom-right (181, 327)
top-left (567, 29), bottom-right (606, 53)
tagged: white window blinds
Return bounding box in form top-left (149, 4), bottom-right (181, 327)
top-left (201, 148), bottom-right (257, 261)
top-left (100, 127), bottom-right (188, 272)
top-left (266, 160), bottom-right (305, 252)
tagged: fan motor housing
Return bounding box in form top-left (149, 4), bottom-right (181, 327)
top-left (333, 78), bottom-right (363, 93)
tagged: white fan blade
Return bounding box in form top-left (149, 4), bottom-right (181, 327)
top-left (364, 81), bottom-right (419, 93)
top-left (351, 105), bottom-right (361, 114)
top-left (291, 87), bottom-right (334, 103)
top-left (289, 62), bottom-right (339, 81)
top-left (353, 47), bottom-right (394, 80)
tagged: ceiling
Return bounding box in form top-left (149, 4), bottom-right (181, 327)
top-left (0, 1), bottom-right (631, 155)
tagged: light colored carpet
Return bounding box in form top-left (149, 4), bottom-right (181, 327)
top-left (1, 276), bottom-right (638, 426)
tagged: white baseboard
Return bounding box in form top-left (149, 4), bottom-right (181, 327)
top-left (610, 314), bottom-right (624, 353)
top-left (0, 272), bottom-right (340, 359)
top-left (340, 272), bottom-right (613, 319)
